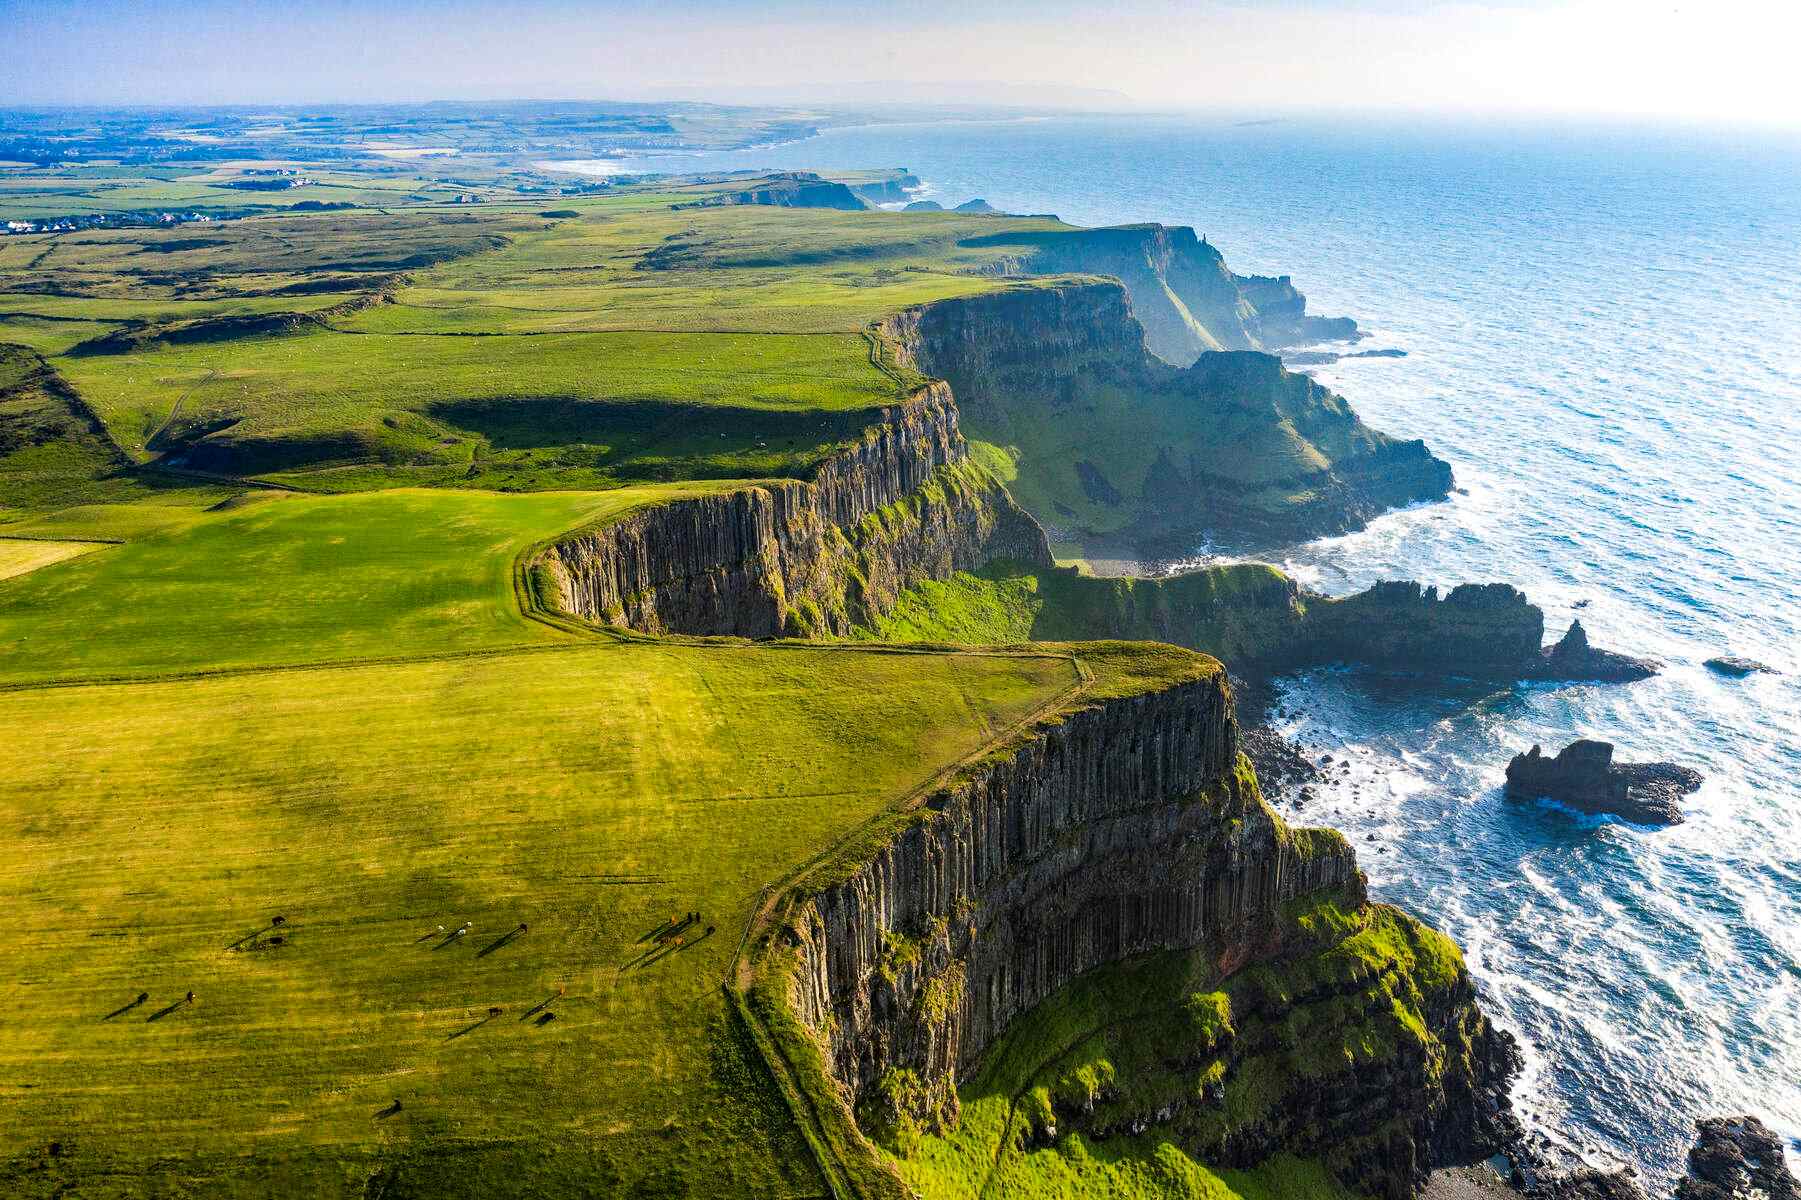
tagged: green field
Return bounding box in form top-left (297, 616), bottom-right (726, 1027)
top-left (0, 485), bottom-right (748, 685)
top-left (0, 638), bottom-right (1082, 1196)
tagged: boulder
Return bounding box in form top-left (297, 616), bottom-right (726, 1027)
top-left (1704, 656), bottom-right (1778, 678)
top-left (1537, 620), bottom-right (1660, 682)
top-left (1674, 1115), bottom-right (1800, 1200)
top-left (1504, 740), bottom-right (1702, 825)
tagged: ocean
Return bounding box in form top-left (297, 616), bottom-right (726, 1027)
top-left (591, 114), bottom-right (1801, 1182)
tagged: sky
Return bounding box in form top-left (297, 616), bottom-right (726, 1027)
top-left (6, 0), bottom-right (1801, 129)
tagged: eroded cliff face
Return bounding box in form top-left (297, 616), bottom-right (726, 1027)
top-left (777, 663), bottom-right (1515, 1198)
top-left (882, 283), bottom-right (1452, 553)
top-left (540, 383), bottom-right (1051, 637)
top-left (961, 223), bottom-right (1359, 366)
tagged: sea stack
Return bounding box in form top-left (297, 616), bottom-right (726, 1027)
top-left (1537, 619), bottom-right (1660, 682)
top-left (1504, 739), bottom-right (1702, 825)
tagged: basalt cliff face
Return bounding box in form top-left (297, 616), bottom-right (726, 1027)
top-left (540, 383), bottom-right (1049, 637)
top-left (775, 663), bottom-right (1517, 1199)
top-left (787, 669), bottom-right (1295, 1104)
top-left (882, 283), bottom-right (1451, 554)
top-left (962, 223), bottom-right (1359, 365)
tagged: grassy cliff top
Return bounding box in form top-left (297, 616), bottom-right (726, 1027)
top-left (0, 185), bottom-right (1086, 490)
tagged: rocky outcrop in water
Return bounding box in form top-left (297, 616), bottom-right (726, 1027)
top-left (1525, 1167), bottom-right (1645, 1200)
top-left (1675, 1115), bottom-right (1801, 1200)
top-left (1704, 656), bottom-right (1778, 677)
top-left (1504, 740), bottom-right (1702, 825)
top-left (541, 383), bottom-right (1050, 637)
top-left (884, 283), bottom-right (1451, 551)
top-left (1297, 587), bottom-right (1660, 682)
top-left (1538, 620), bottom-right (1660, 681)
top-left (998, 570), bottom-right (1659, 688)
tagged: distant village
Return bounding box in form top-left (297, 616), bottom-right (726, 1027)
top-left (6, 210), bottom-right (229, 235)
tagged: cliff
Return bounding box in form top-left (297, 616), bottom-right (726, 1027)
top-left (881, 282), bottom-right (1451, 553)
top-left (522, 372), bottom-right (1516, 1198)
top-left (675, 172), bottom-right (868, 211)
top-left (845, 172), bottom-right (923, 206)
top-left (961, 223), bottom-right (1360, 365)
top-left (860, 565), bottom-right (1660, 688)
top-left (759, 649), bottom-right (1516, 1199)
top-left (540, 383), bottom-right (1050, 637)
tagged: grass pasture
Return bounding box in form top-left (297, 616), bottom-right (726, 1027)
top-left (0, 639), bottom-right (1079, 1196)
top-left (4, 192), bottom-right (1092, 489)
top-left (0, 485), bottom-right (745, 686)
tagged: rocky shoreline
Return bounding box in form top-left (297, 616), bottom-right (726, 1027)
top-left (1426, 1113), bottom-right (1800, 1200)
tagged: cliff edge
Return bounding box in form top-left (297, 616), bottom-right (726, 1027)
top-left (740, 646), bottom-right (1517, 1200)
top-left (883, 284), bottom-right (1451, 555)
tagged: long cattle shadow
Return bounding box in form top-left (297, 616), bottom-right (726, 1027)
top-left (475, 928), bottom-right (525, 959)
top-left (146, 999), bottom-right (189, 1022)
top-left (446, 1011), bottom-right (499, 1041)
top-left (631, 926), bottom-right (715, 971)
top-left (103, 993), bottom-right (149, 1021)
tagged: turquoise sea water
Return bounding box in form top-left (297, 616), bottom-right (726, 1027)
top-left (604, 116), bottom-right (1801, 1181)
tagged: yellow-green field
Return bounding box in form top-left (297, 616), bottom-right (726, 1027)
top-left (0, 637), bottom-right (1079, 1196)
top-left (0, 537), bottom-right (103, 581)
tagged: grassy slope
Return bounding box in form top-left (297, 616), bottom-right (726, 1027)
top-left (4, 197), bottom-right (1082, 489)
top-left (884, 892), bottom-right (1463, 1200)
top-left (0, 537), bottom-right (102, 580)
top-left (855, 556), bottom-right (1303, 669)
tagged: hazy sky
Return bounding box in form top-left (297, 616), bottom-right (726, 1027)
top-left (7, 0), bottom-right (1800, 128)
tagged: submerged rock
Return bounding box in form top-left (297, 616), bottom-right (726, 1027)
top-left (1504, 740), bottom-right (1702, 825)
top-left (1704, 656), bottom-right (1778, 678)
top-left (1675, 1115), bottom-right (1800, 1200)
